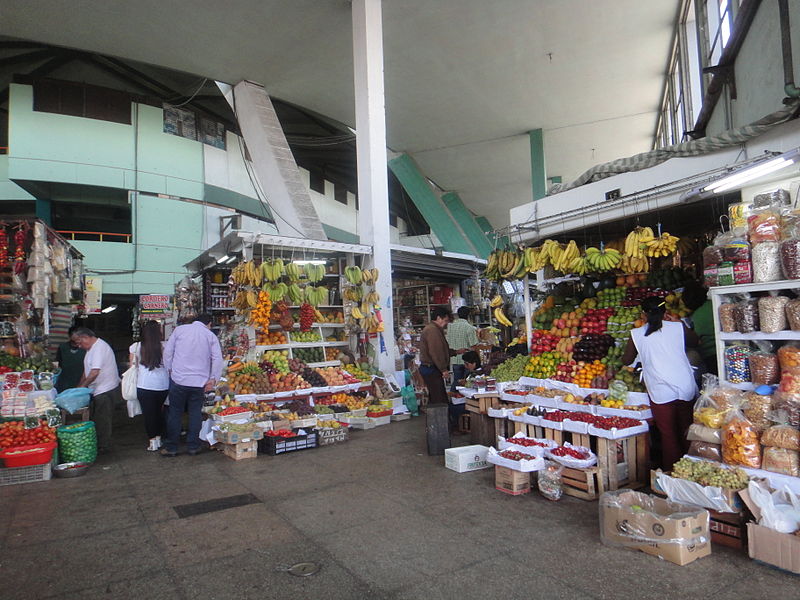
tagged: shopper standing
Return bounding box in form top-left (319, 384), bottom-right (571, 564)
top-left (161, 313), bottom-right (223, 457)
top-left (55, 325), bottom-right (86, 392)
top-left (446, 306), bottom-right (479, 392)
top-left (621, 296), bottom-right (699, 470)
top-left (72, 327), bottom-right (121, 454)
top-left (419, 307), bottom-right (465, 414)
top-left (129, 320), bottom-right (170, 452)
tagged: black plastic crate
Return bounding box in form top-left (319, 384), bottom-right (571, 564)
top-left (258, 432), bottom-right (318, 456)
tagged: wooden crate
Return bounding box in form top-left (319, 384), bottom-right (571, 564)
top-left (542, 428), bottom-right (564, 445)
top-left (595, 432), bottom-right (649, 491)
top-left (459, 412), bottom-right (471, 433)
top-left (561, 466), bottom-right (605, 501)
top-left (464, 393), bottom-right (500, 415)
top-left (709, 509), bottom-right (748, 551)
top-left (469, 413), bottom-right (495, 447)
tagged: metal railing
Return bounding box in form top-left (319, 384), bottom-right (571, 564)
top-left (56, 230), bottom-right (132, 243)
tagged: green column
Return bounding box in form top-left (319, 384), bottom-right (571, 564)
top-left (388, 154), bottom-right (475, 255)
top-left (35, 198), bottom-right (51, 225)
top-left (441, 192), bottom-right (493, 258)
top-left (529, 129), bottom-right (546, 201)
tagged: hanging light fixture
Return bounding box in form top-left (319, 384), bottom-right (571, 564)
top-left (702, 148), bottom-right (800, 194)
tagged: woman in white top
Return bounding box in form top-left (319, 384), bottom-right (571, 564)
top-left (621, 296), bottom-right (699, 470)
top-left (129, 320), bottom-right (170, 451)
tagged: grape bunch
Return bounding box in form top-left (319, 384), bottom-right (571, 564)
top-left (489, 355), bottom-right (530, 382)
top-left (672, 458), bottom-right (750, 490)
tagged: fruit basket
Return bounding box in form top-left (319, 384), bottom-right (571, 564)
top-left (366, 409), bottom-right (392, 418)
top-left (258, 432), bottom-right (318, 455)
top-left (0, 441), bottom-right (57, 468)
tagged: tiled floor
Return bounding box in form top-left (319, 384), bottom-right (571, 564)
top-left (1, 410), bottom-right (796, 599)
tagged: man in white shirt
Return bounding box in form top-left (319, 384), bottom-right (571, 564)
top-left (73, 327), bottom-right (121, 453)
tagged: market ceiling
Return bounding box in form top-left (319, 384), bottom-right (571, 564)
top-left (1, 0), bottom-right (678, 229)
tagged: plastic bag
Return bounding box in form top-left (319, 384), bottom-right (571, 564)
top-left (400, 370), bottom-right (419, 416)
top-left (687, 441), bottom-right (722, 461)
top-left (657, 470), bottom-right (740, 513)
top-left (702, 245), bottom-right (723, 268)
top-left (127, 397), bottom-right (142, 418)
top-left (780, 239), bottom-right (800, 279)
top-left (748, 208), bottom-right (782, 244)
top-left (693, 394), bottom-right (730, 429)
top-left (537, 460), bottom-right (563, 501)
top-left (777, 346), bottom-right (800, 395)
top-left (745, 480), bottom-right (800, 534)
top-left (758, 295), bottom-right (789, 333)
top-left (762, 447), bottom-right (800, 477)
top-left (733, 299), bottom-right (759, 333)
top-left (741, 390), bottom-right (773, 432)
top-left (786, 300), bottom-right (800, 330)
top-left (721, 408), bottom-right (761, 468)
top-left (748, 353), bottom-right (780, 385)
top-left (54, 387), bottom-right (92, 414)
top-left (545, 442), bottom-right (597, 468)
top-left (751, 242), bottom-right (782, 282)
top-left (718, 303), bottom-right (736, 333)
top-left (772, 393), bottom-right (800, 428)
top-left (57, 421), bottom-right (98, 464)
top-left (761, 414), bottom-right (800, 451)
top-left (687, 423), bottom-right (722, 444)
top-left (724, 345), bottom-right (751, 383)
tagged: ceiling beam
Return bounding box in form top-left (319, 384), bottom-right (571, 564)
top-left (0, 48), bottom-right (54, 68)
top-left (0, 51), bottom-right (77, 106)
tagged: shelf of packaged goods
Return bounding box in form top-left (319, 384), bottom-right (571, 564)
top-left (719, 331), bottom-right (800, 341)
top-left (210, 307), bottom-right (234, 311)
top-left (710, 280), bottom-right (800, 294)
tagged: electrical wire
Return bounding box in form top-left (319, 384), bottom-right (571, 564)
top-left (164, 78), bottom-right (208, 108)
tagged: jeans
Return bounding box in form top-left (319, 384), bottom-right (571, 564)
top-left (164, 380), bottom-right (204, 452)
top-left (419, 365), bottom-right (448, 406)
top-left (137, 388), bottom-right (168, 439)
top-left (450, 363), bottom-right (466, 392)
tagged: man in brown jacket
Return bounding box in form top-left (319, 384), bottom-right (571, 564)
top-left (419, 307), bottom-right (465, 409)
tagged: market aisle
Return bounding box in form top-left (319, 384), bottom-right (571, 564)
top-left (2, 411), bottom-right (798, 600)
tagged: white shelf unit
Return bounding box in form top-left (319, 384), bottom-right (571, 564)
top-left (393, 283), bottom-right (456, 327)
top-left (253, 322), bottom-right (350, 364)
top-left (709, 280), bottom-right (800, 384)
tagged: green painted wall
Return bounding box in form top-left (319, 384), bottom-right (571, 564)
top-left (204, 184), bottom-right (272, 220)
top-left (323, 224), bottom-right (360, 244)
top-left (72, 193), bottom-right (204, 295)
top-left (0, 156), bottom-right (35, 200)
top-left (440, 192), bottom-right (493, 258)
top-left (529, 129), bottom-right (546, 202)
top-left (388, 154), bottom-right (475, 255)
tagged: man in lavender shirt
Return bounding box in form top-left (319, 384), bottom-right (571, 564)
top-left (160, 314), bottom-right (223, 456)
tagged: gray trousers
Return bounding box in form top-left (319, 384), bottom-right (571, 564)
top-left (91, 386), bottom-right (120, 451)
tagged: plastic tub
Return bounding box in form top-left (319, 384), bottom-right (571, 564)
top-left (0, 441), bottom-right (57, 468)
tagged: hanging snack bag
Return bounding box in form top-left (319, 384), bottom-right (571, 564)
top-left (747, 208), bottom-right (782, 244)
top-left (693, 393), bottom-right (729, 429)
top-left (721, 407), bottom-right (762, 468)
top-left (758, 295), bottom-right (789, 333)
top-left (772, 393), bottom-right (800, 428)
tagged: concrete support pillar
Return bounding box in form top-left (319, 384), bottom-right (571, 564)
top-left (529, 128), bottom-right (547, 201)
top-left (352, 0), bottom-right (396, 377)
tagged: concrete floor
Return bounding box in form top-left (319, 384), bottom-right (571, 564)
top-left (0, 412), bottom-right (797, 600)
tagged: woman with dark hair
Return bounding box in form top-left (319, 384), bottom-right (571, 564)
top-left (621, 296), bottom-right (700, 470)
top-left (129, 320), bottom-right (170, 451)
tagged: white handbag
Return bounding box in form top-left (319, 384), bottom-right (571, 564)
top-left (122, 343), bottom-right (141, 416)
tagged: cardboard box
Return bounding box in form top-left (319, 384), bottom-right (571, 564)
top-left (444, 445), bottom-right (490, 473)
top-left (221, 440), bottom-right (258, 461)
top-left (740, 487), bottom-right (800, 574)
top-left (600, 490), bottom-right (711, 566)
top-left (495, 465), bottom-right (530, 495)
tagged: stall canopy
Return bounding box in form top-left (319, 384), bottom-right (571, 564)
top-left (389, 244), bottom-right (486, 281)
